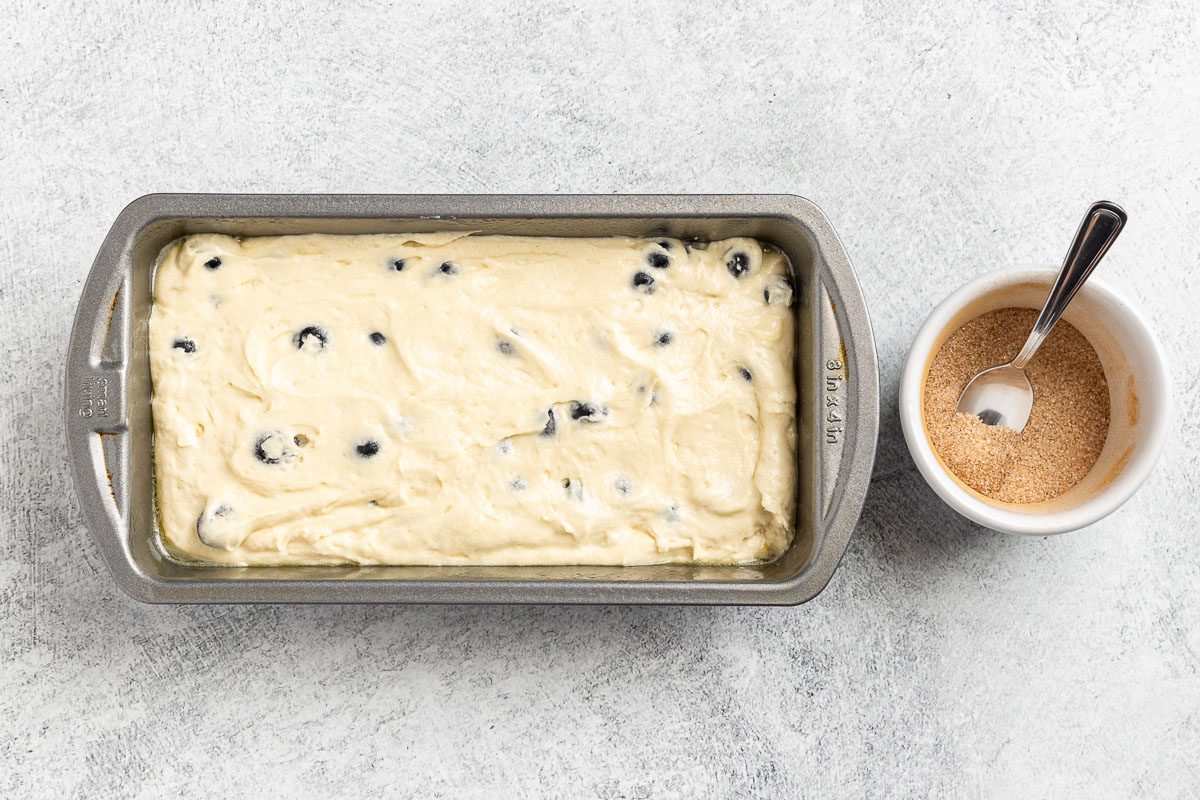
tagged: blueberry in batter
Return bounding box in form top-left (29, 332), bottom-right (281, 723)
top-left (195, 503), bottom-right (234, 548)
top-left (253, 432), bottom-right (292, 465)
top-left (726, 251), bottom-right (750, 278)
top-left (570, 401), bottom-right (601, 422)
top-left (294, 325), bottom-right (328, 351)
top-left (647, 251), bottom-right (670, 269)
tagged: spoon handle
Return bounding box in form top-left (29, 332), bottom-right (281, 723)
top-left (1010, 200), bottom-right (1128, 370)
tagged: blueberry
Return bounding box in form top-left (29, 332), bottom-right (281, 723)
top-left (541, 409), bottom-right (557, 437)
top-left (647, 251), bottom-right (670, 269)
top-left (391, 258), bottom-right (407, 272)
top-left (196, 503), bottom-right (234, 547)
top-left (497, 339), bottom-right (516, 356)
top-left (657, 240), bottom-right (673, 250)
top-left (614, 476), bottom-right (634, 496)
top-left (510, 476), bottom-right (528, 491)
top-left (172, 337), bottom-right (197, 354)
top-left (369, 331), bottom-right (387, 345)
top-left (355, 439), bottom-right (380, 458)
top-left (570, 401), bottom-right (605, 422)
top-left (738, 366), bottom-right (753, 382)
top-left (204, 257), bottom-right (222, 270)
top-left (654, 330), bottom-right (672, 347)
top-left (439, 261), bottom-right (458, 275)
top-left (726, 251), bottom-right (750, 278)
top-left (253, 432), bottom-right (292, 465)
top-left (632, 271), bottom-right (655, 294)
top-left (294, 325), bottom-right (328, 351)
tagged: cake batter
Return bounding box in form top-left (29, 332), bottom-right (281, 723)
top-left (149, 232), bottom-right (797, 565)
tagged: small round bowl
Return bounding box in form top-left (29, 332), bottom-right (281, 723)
top-left (899, 268), bottom-right (1170, 535)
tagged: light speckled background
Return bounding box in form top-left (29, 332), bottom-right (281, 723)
top-left (2, 1), bottom-right (1198, 797)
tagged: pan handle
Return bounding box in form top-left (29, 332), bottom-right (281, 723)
top-left (65, 270), bottom-right (130, 522)
top-left (65, 269), bottom-right (129, 433)
top-left (817, 282), bottom-right (852, 520)
top-left (810, 235), bottom-right (878, 537)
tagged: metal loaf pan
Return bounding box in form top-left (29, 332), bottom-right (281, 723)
top-left (65, 194), bottom-right (878, 605)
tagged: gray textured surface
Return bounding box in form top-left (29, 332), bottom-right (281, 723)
top-left (2, 0), bottom-right (1198, 797)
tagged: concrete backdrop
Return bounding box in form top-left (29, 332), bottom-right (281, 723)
top-left (2, 0), bottom-right (1197, 797)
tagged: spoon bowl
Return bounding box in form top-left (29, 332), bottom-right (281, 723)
top-left (956, 363), bottom-right (1034, 430)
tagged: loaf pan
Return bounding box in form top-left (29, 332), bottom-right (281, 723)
top-left (64, 194), bottom-right (878, 604)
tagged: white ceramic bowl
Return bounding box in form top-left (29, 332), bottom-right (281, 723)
top-left (899, 268), bottom-right (1170, 535)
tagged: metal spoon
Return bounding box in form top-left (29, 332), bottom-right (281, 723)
top-left (957, 200), bottom-right (1127, 432)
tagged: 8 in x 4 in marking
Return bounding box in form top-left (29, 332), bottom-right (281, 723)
top-left (825, 359), bottom-right (845, 444)
top-left (79, 377), bottom-right (109, 419)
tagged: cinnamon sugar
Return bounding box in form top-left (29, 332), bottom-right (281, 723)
top-left (923, 308), bottom-right (1109, 503)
